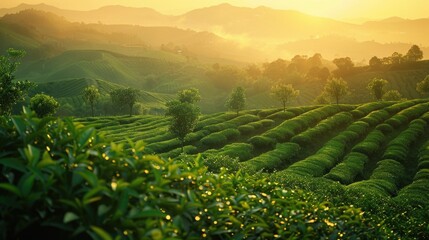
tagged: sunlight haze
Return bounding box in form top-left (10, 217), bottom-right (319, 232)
top-left (0, 0), bottom-right (428, 22)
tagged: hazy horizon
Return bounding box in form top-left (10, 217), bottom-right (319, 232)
top-left (0, 0), bottom-right (428, 23)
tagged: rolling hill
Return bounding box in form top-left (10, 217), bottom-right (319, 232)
top-left (76, 99), bottom-right (429, 237)
top-left (1, 3), bottom-right (428, 60)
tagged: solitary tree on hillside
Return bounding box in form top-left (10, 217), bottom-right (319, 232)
top-left (83, 85), bottom-right (100, 117)
top-left (382, 90), bottom-right (405, 101)
top-left (416, 75), bottom-right (429, 96)
top-left (110, 88), bottom-right (139, 116)
top-left (166, 88), bottom-right (201, 153)
top-left (323, 77), bottom-right (349, 104)
top-left (406, 45), bottom-right (423, 62)
top-left (178, 88), bottom-right (201, 104)
top-left (0, 48), bottom-right (33, 115)
top-left (30, 93), bottom-right (59, 117)
top-left (271, 83), bottom-right (299, 112)
top-left (226, 87), bottom-right (246, 115)
top-left (367, 78), bottom-right (388, 101)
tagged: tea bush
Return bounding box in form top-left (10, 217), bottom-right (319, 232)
top-left (0, 109), bottom-right (387, 239)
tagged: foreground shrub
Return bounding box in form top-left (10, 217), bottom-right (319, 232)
top-left (0, 109), bottom-right (387, 239)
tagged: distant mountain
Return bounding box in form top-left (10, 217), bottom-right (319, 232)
top-left (0, 9), bottom-right (263, 62)
top-left (1, 3), bottom-right (428, 61)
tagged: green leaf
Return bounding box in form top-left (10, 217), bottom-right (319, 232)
top-left (63, 212), bottom-right (79, 223)
top-left (0, 183), bottom-right (21, 196)
top-left (0, 157), bottom-right (26, 172)
top-left (83, 186), bottom-right (105, 203)
top-left (11, 117), bottom-right (26, 136)
top-left (24, 144), bottom-right (41, 167)
top-left (78, 128), bottom-right (94, 148)
top-left (19, 174), bottom-right (35, 197)
top-left (77, 170), bottom-right (98, 187)
top-left (90, 226), bottom-right (113, 240)
top-left (97, 204), bottom-right (111, 217)
top-left (129, 209), bottom-right (166, 219)
top-left (37, 151), bottom-right (56, 168)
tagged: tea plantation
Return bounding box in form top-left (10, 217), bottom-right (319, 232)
top-left (1, 99), bottom-right (429, 239)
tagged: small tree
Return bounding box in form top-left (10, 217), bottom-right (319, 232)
top-left (0, 48), bottom-right (33, 115)
top-left (416, 75), bottom-right (429, 96)
top-left (369, 56), bottom-right (383, 69)
top-left (29, 93), bottom-right (59, 117)
top-left (271, 83), bottom-right (299, 112)
top-left (166, 88), bottom-right (201, 153)
top-left (382, 90), bottom-right (405, 101)
top-left (324, 77), bottom-right (349, 104)
top-left (83, 85), bottom-right (100, 117)
top-left (226, 87), bottom-right (246, 115)
top-left (178, 88), bottom-right (201, 104)
top-left (367, 78), bottom-right (388, 101)
top-left (110, 88), bottom-right (139, 116)
top-left (406, 45), bottom-right (423, 62)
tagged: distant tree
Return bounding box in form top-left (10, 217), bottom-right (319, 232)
top-left (390, 52), bottom-right (404, 65)
top-left (405, 45), bottom-right (423, 62)
top-left (382, 90), bottom-right (405, 101)
top-left (323, 77), bottom-right (349, 104)
top-left (333, 57), bottom-right (354, 76)
top-left (0, 48), bottom-right (33, 115)
top-left (369, 56), bottom-right (383, 69)
top-left (166, 88), bottom-right (201, 153)
top-left (83, 85), bottom-right (100, 117)
top-left (307, 53), bottom-right (323, 69)
top-left (416, 75), bottom-right (429, 96)
top-left (29, 93), bottom-right (59, 117)
top-left (178, 88), bottom-right (201, 104)
top-left (110, 88), bottom-right (139, 116)
top-left (271, 83), bottom-right (299, 112)
top-left (263, 58), bottom-right (288, 81)
top-left (367, 78), bottom-right (388, 101)
top-left (226, 87), bottom-right (246, 115)
top-left (306, 67), bottom-right (330, 82)
top-left (314, 92), bottom-right (330, 104)
top-left (206, 65), bottom-right (243, 90)
top-left (245, 64), bottom-right (262, 80)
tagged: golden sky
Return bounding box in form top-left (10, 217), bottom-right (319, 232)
top-left (1, 0), bottom-right (428, 22)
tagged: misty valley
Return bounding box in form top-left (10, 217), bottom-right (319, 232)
top-left (1, 2), bottom-right (429, 239)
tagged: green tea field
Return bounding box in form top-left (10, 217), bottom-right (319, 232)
top-left (78, 99), bottom-right (429, 200)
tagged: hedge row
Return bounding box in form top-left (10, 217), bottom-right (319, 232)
top-left (203, 143), bottom-right (254, 162)
top-left (202, 114), bottom-right (260, 132)
top-left (290, 112), bottom-right (353, 146)
top-left (201, 128), bottom-right (241, 147)
top-left (241, 143), bottom-right (301, 174)
top-left (238, 119), bottom-right (275, 135)
top-left (250, 105), bottom-right (352, 147)
top-left (382, 119), bottom-right (426, 163)
top-left (347, 118), bottom-right (428, 197)
top-left (395, 141), bottom-right (429, 206)
top-left (0, 111), bottom-right (386, 239)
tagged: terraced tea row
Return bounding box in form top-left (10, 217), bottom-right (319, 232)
top-left (76, 99), bottom-right (429, 205)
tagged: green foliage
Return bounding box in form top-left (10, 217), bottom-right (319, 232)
top-left (83, 85), bottom-right (100, 117)
top-left (367, 78), bottom-right (388, 101)
top-left (110, 88), bottom-right (139, 116)
top-left (323, 77), bottom-right (349, 104)
top-left (416, 75), bottom-right (429, 95)
top-left (226, 86), bottom-right (246, 115)
top-left (270, 83), bottom-right (299, 112)
top-left (0, 110), bottom-right (387, 239)
top-left (203, 154), bottom-right (240, 173)
top-left (0, 48), bottom-right (33, 115)
top-left (382, 90), bottom-right (405, 101)
top-left (405, 44), bottom-right (423, 62)
top-left (165, 101), bottom-right (200, 151)
top-left (165, 89), bottom-right (201, 152)
top-left (177, 88), bottom-right (201, 104)
top-left (29, 93), bottom-right (60, 117)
